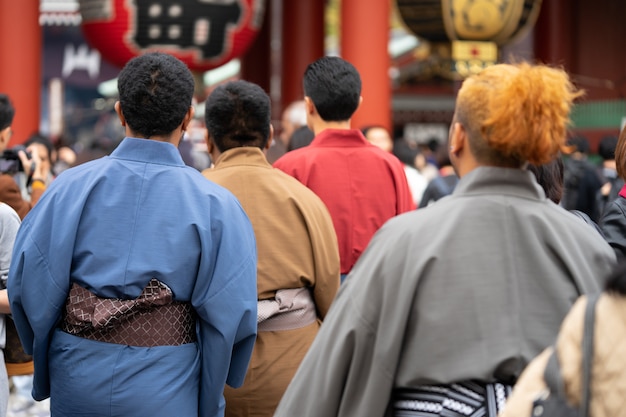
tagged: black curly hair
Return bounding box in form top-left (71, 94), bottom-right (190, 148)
top-left (204, 80), bottom-right (271, 152)
top-left (117, 52), bottom-right (194, 138)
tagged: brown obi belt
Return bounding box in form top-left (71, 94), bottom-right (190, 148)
top-left (61, 278), bottom-right (196, 347)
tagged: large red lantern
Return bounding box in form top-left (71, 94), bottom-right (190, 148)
top-left (79, 0), bottom-right (265, 71)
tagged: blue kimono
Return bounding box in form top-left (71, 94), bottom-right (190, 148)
top-left (8, 138), bottom-right (258, 417)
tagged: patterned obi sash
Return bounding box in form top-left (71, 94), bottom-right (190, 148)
top-left (391, 381), bottom-right (512, 417)
top-left (257, 287), bottom-right (317, 332)
top-left (61, 278), bottom-right (196, 347)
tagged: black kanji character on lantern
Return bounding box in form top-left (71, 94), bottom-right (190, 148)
top-left (133, 0), bottom-right (242, 59)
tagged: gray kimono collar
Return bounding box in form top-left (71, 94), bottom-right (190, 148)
top-left (454, 166), bottom-right (546, 201)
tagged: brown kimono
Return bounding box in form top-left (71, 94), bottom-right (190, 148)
top-left (203, 147), bottom-right (340, 417)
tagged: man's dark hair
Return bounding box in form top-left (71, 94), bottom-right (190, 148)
top-left (0, 94), bottom-right (15, 131)
top-left (117, 52), bottom-right (194, 137)
top-left (567, 136), bottom-right (590, 154)
top-left (303, 56), bottom-right (361, 122)
top-left (287, 126), bottom-right (314, 151)
top-left (204, 80), bottom-right (271, 152)
top-left (598, 135), bottom-right (618, 161)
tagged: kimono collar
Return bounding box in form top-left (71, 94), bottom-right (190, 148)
top-left (310, 129), bottom-right (370, 147)
top-left (619, 183), bottom-right (626, 199)
top-left (454, 166), bottom-right (546, 200)
top-left (110, 137), bottom-right (186, 166)
top-left (212, 146), bottom-right (272, 170)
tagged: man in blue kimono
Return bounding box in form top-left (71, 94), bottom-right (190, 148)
top-left (7, 52), bottom-right (258, 417)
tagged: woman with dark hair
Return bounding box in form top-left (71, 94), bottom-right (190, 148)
top-left (528, 157), bottom-right (604, 236)
top-left (600, 127), bottom-right (626, 260)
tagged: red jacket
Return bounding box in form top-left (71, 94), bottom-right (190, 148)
top-left (274, 129), bottom-right (415, 274)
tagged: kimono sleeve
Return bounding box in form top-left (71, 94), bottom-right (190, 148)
top-left (8, 219), bottom-right (72, 400)
top-left (300, 195), bottom-right (340, 319)
top-left (191, 198), bottom-right (258, 417)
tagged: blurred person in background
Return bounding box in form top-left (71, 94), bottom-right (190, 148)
top-left (363, 126), bottom-right (426, 207)
top-left (419, 141), bottom-right (458, 207)
top-left (561, 136), bottom-right (603, 222)
top-left (595, 135), bottom-right (623, 217)
top-left (287, 125), bottom-right (315, 151)
top-left (0, 95), bottom-right (51, 219)
top-left (0, 203), bottom-right (20, 417)
top-left (266, 100), bottom-right (306, 164)
top-left (362, 125), bottom-right (394, 153)
top-left (600, 126), bottom-right (626, 261)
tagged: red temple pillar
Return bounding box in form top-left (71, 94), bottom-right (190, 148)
top-left (533, 0), bottom-right (576, 71)
top-left (0, 2), bottom-right (41, 146)
top-left (281, 0), bottom-right (325, 111)
top-left (341, 0), bottom-right (391, 132)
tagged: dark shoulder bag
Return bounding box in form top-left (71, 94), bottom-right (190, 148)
top-left (4, 315), bottom-right (34, 376)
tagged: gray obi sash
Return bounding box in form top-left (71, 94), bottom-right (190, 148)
top-left (257, 287), bottom-right (317, 332)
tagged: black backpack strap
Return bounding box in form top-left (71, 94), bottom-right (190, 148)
top-left (542, 293), bottom-right (600, 417)
top-left (580, 293), bottom-right (600, 417)
top-left (543, 347), bottom-right (566, 397)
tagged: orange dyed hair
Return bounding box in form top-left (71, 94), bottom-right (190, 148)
top-left (455, 62), bottom-right (583, 166)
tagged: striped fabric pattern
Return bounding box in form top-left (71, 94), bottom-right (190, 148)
top-left (392, 381), bottom-right (512, 417)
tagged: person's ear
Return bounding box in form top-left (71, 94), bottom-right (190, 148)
top-left (448, 122), bottom-right (466, 156)
top-left (204, 130), bottom-right (214, 153)
top-left (266, 124), bottom-right (274, 150)
top-left (304, 96), bottom-right (316, 116)
top-left (181, 106), bottom-right (195, 132)
top-left (114, 101), bottom-right (126, 126)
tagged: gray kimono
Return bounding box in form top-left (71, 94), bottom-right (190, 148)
top-left (273, 167), bottom-right (616, 417)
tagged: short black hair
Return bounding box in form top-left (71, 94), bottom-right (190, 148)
top-left (567, 136), bottom-right (590, 154)
top-left (598, 135), bottom-right (618, 161)
top-left (117, 52), bottom-right (194, 137)
top-left (287, 126), bottom-right (314, 151)
top-left (0, 94), bottom-right (15, 131)
top-left (393, 139), bottom-right (419, 166)
top-left (204, 80), bottom-right (271, 152)
top-left (303, 56), bottom-right (361, 122)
